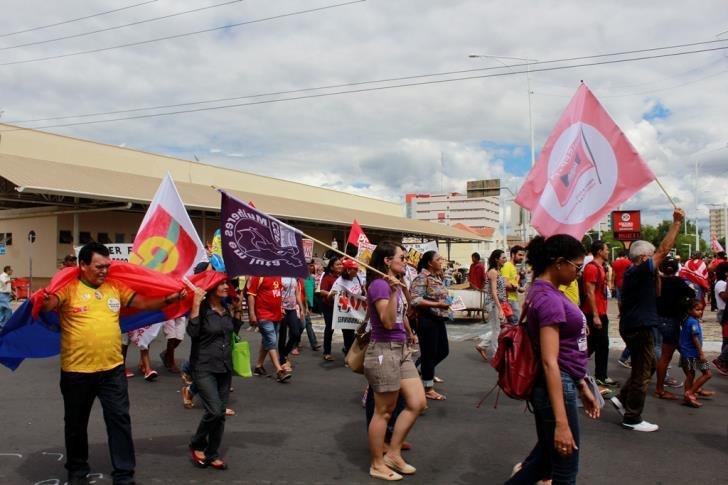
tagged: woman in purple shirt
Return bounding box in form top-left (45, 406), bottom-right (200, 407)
top-left (507, 235), bottom-right (600, 485)
top-left (364, 241), bottom-right (425, 481)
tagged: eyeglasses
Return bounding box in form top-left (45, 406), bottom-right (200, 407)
top-left (563, 260), bottom-right (584, 272)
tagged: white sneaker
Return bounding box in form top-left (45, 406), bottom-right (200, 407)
top-left (610, 396), bottom-right (625, 416)
top-left (622, 420), bottom-right (659, 432)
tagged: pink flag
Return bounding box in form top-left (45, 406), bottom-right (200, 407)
top-left (516, 83), bottom-right (656, 238)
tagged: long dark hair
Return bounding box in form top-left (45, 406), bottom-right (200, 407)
top-left (488, 249), bottom-right (504, 271)
top-left (366, 240), bottom-right (403, 290)
top-left (324, 255), bottom-right (342, 275)
top-left (526, 234), bottom-right (586, 277)
top-left (417, 250), bottom-right (437, 273)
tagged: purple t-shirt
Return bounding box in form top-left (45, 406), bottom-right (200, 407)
top-left (368, 278), bottom-right (407, 343)
top-left (526, 280), bottom-right (588, 380)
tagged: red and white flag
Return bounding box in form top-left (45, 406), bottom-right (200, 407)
top-left (516, 83), bottom-right (656, 238)
top-left (348, 219), bottom-right (369, 247)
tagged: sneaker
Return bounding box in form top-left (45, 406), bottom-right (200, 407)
top-left (144, 369), bottom-right (158, 381)
top-left (610, 396), bottom-right (625, 416)
top-left (124, 369), bottom-right (135, 378)
top-left (664, 376), bottom-right (683, 388)
top-left (276, 369), bottom-right (292, 383)
top-left (713, 359), bottom-right (728, 376)
top-left (597, 377), bottom-right (619, 387)
top-left (253, 366), bottom-right (267, 376)
top-left (622, 420), bottom-right (659, 432)
top-left (617, 359), bottom-right (631, 369)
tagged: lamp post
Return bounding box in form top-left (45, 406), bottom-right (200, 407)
top-left (469, 53), bottom-right (538, 240)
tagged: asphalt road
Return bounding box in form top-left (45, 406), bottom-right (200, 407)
top-left (1, 326), bottom-right (727, 485)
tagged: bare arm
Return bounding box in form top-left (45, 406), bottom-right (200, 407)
top-left (374, 277), bottom-right (400, 329)
top-left (693, 334), bottom-right (705, 361)
top-left (489, 270), bottom-right (505, 319)
top-left (653, 208), bottom-right (685, 270)
top-left (128, 289), bottom-right (186, 311)
top-left (247, 294), bottom-right (257, 325)
top-left (39, 291), bottom-right (60, 312)
top-left (584, 279), bottom-right (600, 325)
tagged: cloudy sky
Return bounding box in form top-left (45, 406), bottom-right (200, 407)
top-left (1, 0), bottom-right (727, 235)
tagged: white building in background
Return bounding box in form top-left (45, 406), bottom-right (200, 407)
top-left (405, 192), bottom-right (500, 229)
top-left (710, 206), bottom-right (727, 241)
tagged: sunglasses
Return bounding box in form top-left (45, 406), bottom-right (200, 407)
top-left (563, 260), bottom-right (584, 272)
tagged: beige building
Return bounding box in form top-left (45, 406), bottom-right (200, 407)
top-left (0, 125), bottom-right (483, 287)
top-left (709, 206), bottom-right (727, 241)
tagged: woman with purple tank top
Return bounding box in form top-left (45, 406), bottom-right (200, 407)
top-left (363, 241), bottom-right (426, 481)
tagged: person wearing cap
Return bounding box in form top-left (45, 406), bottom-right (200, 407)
top-left (331, 258), bottom-right (366, 355)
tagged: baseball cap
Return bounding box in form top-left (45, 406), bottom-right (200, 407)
top-left (342, 258), bottom-right (359, 270)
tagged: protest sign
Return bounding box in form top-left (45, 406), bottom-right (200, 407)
top-left (332, 289), bottom-right (368, 330)
top-left (403, 241), bottom-right (439, 267)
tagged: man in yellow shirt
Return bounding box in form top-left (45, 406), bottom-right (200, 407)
top-left (40, 243), bottom-right (185, 485)
top-left (501, 246), bottom-right (526, 320)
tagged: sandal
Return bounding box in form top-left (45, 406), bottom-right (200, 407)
top-left (425, 389), bottom-right (446, 401)
top-left (696, 389), bottom-right (715, 398)
top-left (475, 346), bottom-right (488, 362)
top-left (654, 390), bottom-right (679, 400)
top-left (683, 393), bottom-right (703, 408)
top-left (369, 466), bottom-right (403, 481)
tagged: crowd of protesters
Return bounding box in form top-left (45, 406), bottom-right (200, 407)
top-left (5, 212), bottom-right (728, 484)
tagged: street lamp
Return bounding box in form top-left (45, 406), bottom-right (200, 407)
top-left (469, 53), bottom-right (538, 239)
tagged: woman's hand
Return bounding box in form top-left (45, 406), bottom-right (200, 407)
top-left (579, 384), bottom-right (601, 420)
top-left (498, 308), bottom-right (506, 321)
top-left (554, 422), bottom-right (578, 456)
top-left (439, 301), bottom-right (451, 309)
top-left (192, 287), bottom-right (206, 307)
top-left (409, 332), bottom-right (418, 346)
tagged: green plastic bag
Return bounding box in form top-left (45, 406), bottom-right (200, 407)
top-left (231, 333), bottom-right (252, 377)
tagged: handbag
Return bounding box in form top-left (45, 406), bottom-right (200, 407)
top-left (231, 333), bottom-right (252, 377)
top-left (345, 312), bottom-right (371, 374)
top-left (500, 301), bottom-right (514, 319)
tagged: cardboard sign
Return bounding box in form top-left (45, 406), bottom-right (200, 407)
top-left (303, 238), bottom-right (314, 260)
top-left (403, 241), bottom-right (439, 267)
top-left (332, 290), bottom-right (368, 330)
top-left (75, 244), bottom-right (134, 262)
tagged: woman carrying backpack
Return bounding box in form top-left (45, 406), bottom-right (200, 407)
top-left (506, 235), bottom-right (600, 485)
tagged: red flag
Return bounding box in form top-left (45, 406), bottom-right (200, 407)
top-left (347, 219), bottom-right (369, 247)
top-left (515, 83), bottom-right (656, 238)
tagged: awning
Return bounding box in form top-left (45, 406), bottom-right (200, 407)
top-left (0, 154), bottom-right (487, 242)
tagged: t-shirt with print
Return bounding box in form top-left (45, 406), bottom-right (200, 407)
top-left (247, 276), bottom-right (282, 322)
top-left (280, 277), bottom-right (299, 311)
top-left (526, 279), bottom-right (588, 380)
top-left (620, 258), bottom-right (658, 332)
top-left (501, 261), bottom-right (519, 301)
top-left (367, 278), bottom-right (407, 343)
top-left (319, 273), bottom-right (338, 308)
top-left (679, 316), bottom-right (702, 358)
top-left (332, 275), bottom-right (364, 297)
top-left (56, 278), bottom-right (135, 373)
top-left (580, 261), bottom-right (607, 315)
top-left (715, 280), bottom-right (726, 311)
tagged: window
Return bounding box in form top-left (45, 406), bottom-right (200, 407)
top-left (79, 232), bottom-right (93, 244)
top-left (1, 233), bottom-right (12, 246)
top-left (59, 230), bottom-right (73, 244)
top-left (97, 232), bottom-right (112, 244)
top-left (115, 233), bottom-right (125, 243)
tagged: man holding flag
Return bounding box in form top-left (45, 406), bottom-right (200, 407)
top-left (39, 242), bottom-right (186, 485)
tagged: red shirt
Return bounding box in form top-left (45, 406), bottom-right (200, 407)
top-left (319, 273), bottom-right (338, 308)
top-left (580, 261), bottom-right (607, 315)
top-left (469, 262), bottom-right (486, 290)
top-left (611, 257), bottom-right (632, 289)
top-left (247, 276), bottom-right (282, 321)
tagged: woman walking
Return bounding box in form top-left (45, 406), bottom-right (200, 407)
top-left (332, 258), bottom-right (366, 355)
top-left (365, 241), bottom-right (426, 481)
top-left (476, 249), bottom-right (509, 361)
top-left (187, 275), bottom-right (243, 470)
top-left (318, 256), bottom-right (342, 361)
top-left (410, 250), bottom-right (450, 401)
top-left (506, 235), bottom-right (600, 485)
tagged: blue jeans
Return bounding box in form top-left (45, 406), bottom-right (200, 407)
top-left (508, 299), bottom-right (521, 322)
top-left (506, 371), bottom-right (580, 485)
top-left (0, 292), bottom-right (12, 328)
top-left (258, 320), bottom-right (279, 351)
top-left (303, 314), bottom-right (318, 348)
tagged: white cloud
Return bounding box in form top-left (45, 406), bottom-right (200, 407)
top-left (1, 0), bottom-right (727, 235)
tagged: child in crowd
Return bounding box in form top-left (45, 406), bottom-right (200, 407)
top-left (679, 300), bottom-right (714, 408)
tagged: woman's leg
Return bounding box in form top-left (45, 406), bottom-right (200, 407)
top-left (204, 372), bottom-right (231, 462)
top-left (386, 377), bottom-right (426, 462)
top-left (416, 314), bottom-right (437, 391)
top-left (323, 307), bottom-right (334, 356)
top-left (278, 312), bottom-right (290, 365)
top-left (189, 371), bottom-right (224, 455)
top-left (488, 302), bottom-right (501, 358)
top-left (368, 391), bottom-right (398, 471)
top-left (434, 319), bottom-right (449, 369)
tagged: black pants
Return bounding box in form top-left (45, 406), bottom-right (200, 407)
top-left (60, 365), bottom-right (135, 485)
top-left (415, 312), bottom-right (449, 385)
top-left (279, 309), bottom-right (303, 364)
top-left (322, 305), bottom-right (334, 355)
top-left (190, 369), bottom-right (232, 461)
top-left (342, 329), bottom-right (356, 354)
top-left (618, 327), bottom-right (656, 424)
top-left (586, 313), bottom-right (609, 381)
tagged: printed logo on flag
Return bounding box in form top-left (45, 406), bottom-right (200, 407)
top-left (129, 205), bottom-right (198, 277)
top-left (541, 123), bottom-right (618, 224)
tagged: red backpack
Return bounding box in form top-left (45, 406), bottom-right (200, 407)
top-left (478, 294), bottom-right (540, 407)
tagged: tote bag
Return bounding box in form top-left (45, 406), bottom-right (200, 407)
top-left (231, 333), bottom-right (252, 377)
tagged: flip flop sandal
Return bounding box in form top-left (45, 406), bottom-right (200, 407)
top-left (683, 396), bottom-right (703, 408)
top-left (425, 390), bottom-right (446, 401)
top-left (696, 389), bottom-right (715, 398)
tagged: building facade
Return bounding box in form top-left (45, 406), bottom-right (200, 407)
top-left (710, 206), bottom-right (727, 241)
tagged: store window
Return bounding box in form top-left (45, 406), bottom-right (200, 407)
top-left (97, 232), bottom-right (112, 244)
top-left (59, 230), bottom-right (73, 244)
top-left (79, 232), bottom-right (93, 244)
top-left (115, 233), bottom-right (125, 243)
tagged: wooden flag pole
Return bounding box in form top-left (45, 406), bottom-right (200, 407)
top-left (654, 177), bottom-right (678, 210)
top-left (301, 231), bottom-right (389, 279)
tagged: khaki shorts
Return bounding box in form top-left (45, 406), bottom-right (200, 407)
top-left (364, 341), bottom-right (419, 393)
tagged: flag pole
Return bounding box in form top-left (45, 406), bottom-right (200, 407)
top-left (653, 177), bottom-right (678, 210)
top-left (300, 231), bottom-right (389, 279)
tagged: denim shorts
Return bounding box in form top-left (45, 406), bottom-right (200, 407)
top-left (657, 315), bottom-right (681, 346)
top-left (258, 320), bottom-right (279, 351)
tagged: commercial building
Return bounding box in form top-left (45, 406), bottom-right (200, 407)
top-left (709, 206), bottom-right (727, 241)
top-left (0, 125), bottom-right (483, 287)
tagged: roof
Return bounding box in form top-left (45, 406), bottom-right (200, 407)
top-left (0, 153), bottom-right (486, 242)
top-left (452, 223), bottom-right (496, 238)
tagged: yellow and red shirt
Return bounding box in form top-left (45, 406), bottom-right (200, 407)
top-left (55, 278), bottom-right (135, 373)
